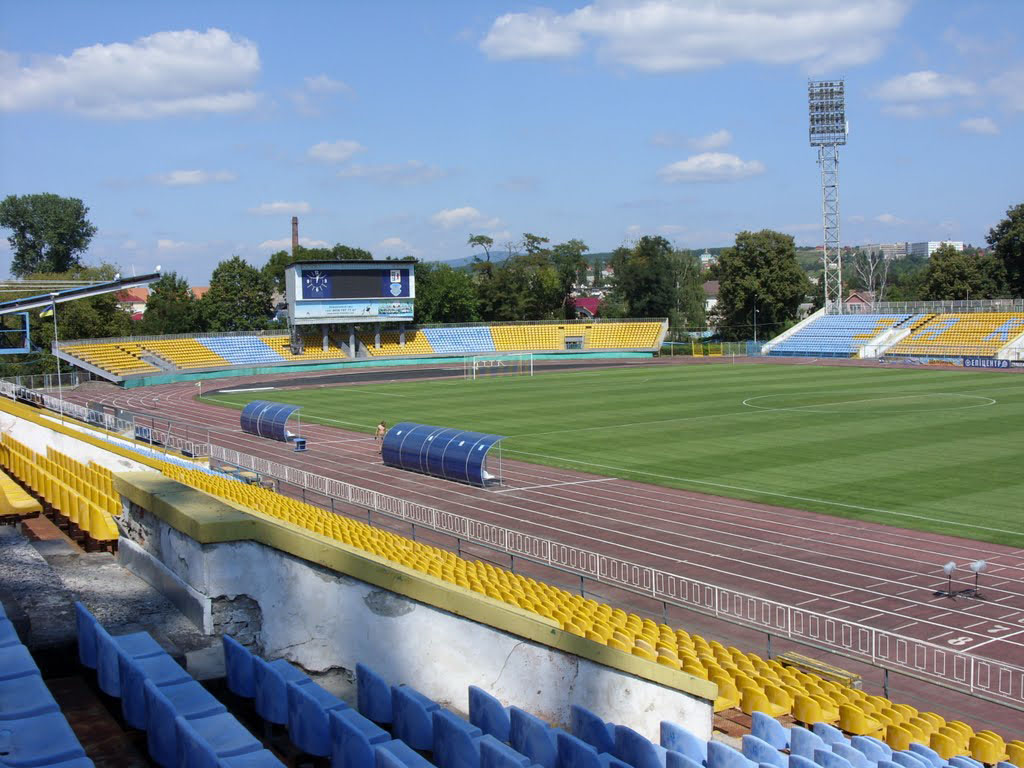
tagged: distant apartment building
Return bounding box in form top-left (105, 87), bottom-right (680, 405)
top-left (908, 241), bottom-right (964, 258)
top-left (861, 242), bottom-right (908, 260)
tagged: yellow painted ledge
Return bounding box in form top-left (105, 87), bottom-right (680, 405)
top-left (115, 470), bottom-right (717, 703)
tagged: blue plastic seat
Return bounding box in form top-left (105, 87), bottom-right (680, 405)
top-left (286, 678), bottom-right (347, 758)
top-left (253, 657), bottom-right (309, 726)
top-left (707, 741), bottom-right (756, 768)
top-left (830, 743), bottom-right (868, 768)
top-left (223, 636), bottom-right (256, 699)
top-left (375, 739), bottom-right (437, 768)
top-left (661, 722), bottom-right (708, 766)
top-left (812, 724), bottom-right (848, 749)
top-left (0, 645), bottom-right (38, 682)
top-left (509, 706), bottom-right (560, 768)
top-left (469, 686), bottom-right (511, 743)
top-left (751, 713), bottom-right (789, 751)
top-left (356, 663), bottom-right (392, 725)
top-left (0, 618), bottom-right (21, 649)
top-left (790, 728), bottom-right (829, 761)
top-left (433, 708), bottom-right (484, 768)
top-left (668, 752), bottom-right (707, 768)
top-left (572, 705), bottom-right (616, 756)
top-left (175, 712), bottom-right (263, 768)
top-left (94, 625), bottom-right (166, 697)
top-left (143, 678), bottom-right (227, 768)
top-left (0, 674), bottom-right (59, 720)
top-left (790, 756), bottom-right (819, 768)
top-left (118, 651), bottom-right (191, 728)
top-left (219, 750), bottom-right (286, 766)
top-left (813, 749), bottom-right (853, 768)
top-left (741, 736), bottom-right (786, 768)
top-left (480, 734), bottom-right (531, 768)
top-left (949, 758), bottom-right (983, 768)
top-left (889, 752), bottom-right (929, 768)
top-left (330, 706), bottom-right (392, 768)
top-left (614, 725), bottom-right (668, 768)
top-left (850, 736), bottom-right (890, 764)
top-left (907, 743), bottom-right (943, 768)
top-left (0, 711), bottom-right (86, 766)
top-left (391, 685), bottom-right (440, 751)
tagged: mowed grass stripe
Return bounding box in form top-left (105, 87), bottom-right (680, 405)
top-left (206, 363), bottom-right (1024, 546)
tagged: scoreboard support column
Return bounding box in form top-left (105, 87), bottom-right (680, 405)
top-left (399, 323), bottom-right (406, 347)
top-left (375, 323), bottom-right (381, 349)
top-left (321, 323), bottom-right (329, 352)
top-left (349, 326), bottom-right (356, 357)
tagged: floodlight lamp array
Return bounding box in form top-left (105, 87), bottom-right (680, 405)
top-left (808, 79), bottom-right (847, 146)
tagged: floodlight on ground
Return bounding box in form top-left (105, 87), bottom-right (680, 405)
top-left (808, 79), bottom-right (848, 315)
top-left (967, 560), bottom-right (987, 598)
top-left (934, 560), bottom-right (958, 598)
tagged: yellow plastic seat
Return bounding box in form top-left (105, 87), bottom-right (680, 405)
top-left (794, 694), bottom-right (836, 725)
top-left (1006, 742), bottom-right (1024, 768)
top-left (839, 704), bottom-right (885, 738)
top-left (970, 735), bottom-right (1008, 765)
top-left (740, 687), bottom-right (787, 718)
top-left (930, 733), bottom-right (959, 760)
top-left (886, 725), bottom-right (914, 751)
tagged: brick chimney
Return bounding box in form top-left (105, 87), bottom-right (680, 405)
top-left (291, 216), bottom-right (299, 256)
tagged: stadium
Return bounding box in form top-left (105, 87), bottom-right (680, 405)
top-left (1, 256), bottom-right (1023, 768)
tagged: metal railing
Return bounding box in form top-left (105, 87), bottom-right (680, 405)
top-left (842, 299), bottom-right (1024, 315)
top-left (0, 371), bottom-right (95, 391)
top-left (5, 385), bottom-right (1024, 713)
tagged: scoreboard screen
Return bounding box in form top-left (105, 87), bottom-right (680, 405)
top-left (285, 261), bottom-right (415, 325)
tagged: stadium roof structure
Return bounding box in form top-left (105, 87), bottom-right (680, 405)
top-left (0, 272), bottom-right (162, 317)
top-left (381, 422), bottom-right (504, 487)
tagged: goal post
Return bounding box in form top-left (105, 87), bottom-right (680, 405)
top-left (463, 352), bottom-right (534, 380)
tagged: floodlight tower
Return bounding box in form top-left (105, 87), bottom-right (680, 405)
top-left (808, 79), bottom-right (848, 314)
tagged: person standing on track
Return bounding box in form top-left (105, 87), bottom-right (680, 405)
top-left (374, 420), bottom-right (387, 453)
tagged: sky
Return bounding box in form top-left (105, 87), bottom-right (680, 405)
top-left (1, 0), bottom-right (1021, 285)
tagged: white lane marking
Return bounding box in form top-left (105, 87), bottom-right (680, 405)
top-left (495, 478), bottom-right (617, 494)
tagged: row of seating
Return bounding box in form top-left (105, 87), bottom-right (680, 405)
top-left (769, 315), bottom-right (911, 358)
top-left (74, 603), bottom-right (285, 767)
top-left (0, 465), bottom-right (41, 523)
top-left (0, 599), bottom-right (94, 766)
top-left (0, 434), bottom-right (119, 547)
top-left (5, 409), bottom-right (1018, 764)
top-left (58, 322), bottom-right (665, 376)
top-left (885, 314), bottom-right (1024, 358)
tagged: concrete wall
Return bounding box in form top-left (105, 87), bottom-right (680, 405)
top-left (116, 499), bottom-right (713, 741)
top-left (1, 411), bottom-right (150, 474)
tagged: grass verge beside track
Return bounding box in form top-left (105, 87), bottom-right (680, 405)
top-left (204, 363), bottom-right (1024, 546)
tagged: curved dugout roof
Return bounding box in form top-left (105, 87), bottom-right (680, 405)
top-left (240, 400), bottom-right (301, 442)
top-left (382, 422), bottom-right (504, 487)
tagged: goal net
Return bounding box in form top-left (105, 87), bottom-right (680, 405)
top-left (463, 353), bottom-right (534, 380)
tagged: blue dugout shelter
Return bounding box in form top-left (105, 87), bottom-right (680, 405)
top-left (240, 400), bottom-right (306, 450)
top-left (382, 422), bottom-right (504, 487)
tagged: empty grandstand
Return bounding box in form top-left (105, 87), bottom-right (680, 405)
top-left (885, 313), bottom-right (1024, 358)
top-left (54, 320), bottom-right (667, 381)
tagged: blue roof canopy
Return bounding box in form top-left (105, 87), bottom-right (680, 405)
top-left (240, 400), bottom-right (301, 442)
top-left (382, 422), bottom-right (504, 487)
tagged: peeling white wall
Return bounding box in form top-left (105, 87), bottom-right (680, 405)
top-left (120, 504), bottom-right (713, 742)
top-left (2, 413), bottom-right (150, 473)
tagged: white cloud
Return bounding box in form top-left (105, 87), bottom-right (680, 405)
top-left (0, 28), bottom-right (261, 118)
top-left (874, 70), bottom-right (976, 101)
top-left (304, 74), bottom-right (351, 94)
top-left (257, 237), bottom-right (327, 251)
top-left (990, 69), bottom-right (1024, 112)
top-left (431, 206), bottom-right (501, 230)
top-left (658, 153), bottom-right (765, 183)
top-left (337, 161), bottom-right (447, 185)
top-left (248, 201), bottom-right (311, 216)
top-left (480, 0), bottom-right (910, 73)
top-left (960, 116), bottom-right (999, 135)
top-left (689, 129), bottom-right (732, 151)
top-left (308, 139), bottom-right (365, 163)
top-left (875, 213), bottom-right (903, 225)
top-left (154, 169), bottom-right (237, 186)
top-left (157, 239), bottom-right (194, 251)
top-left (480, 10), bottom-right (583, 59)
top-left (375, 237), bottom-right (418, 256)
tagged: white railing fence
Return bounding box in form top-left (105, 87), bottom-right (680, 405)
top-left (4, 384), bottom-right (1023, 713)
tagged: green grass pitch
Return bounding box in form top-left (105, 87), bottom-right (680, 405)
top-left (205, 363), bottom-right (1024, 547)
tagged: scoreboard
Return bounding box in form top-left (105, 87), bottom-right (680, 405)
top-left (285, 261), bottom-right (416, 325)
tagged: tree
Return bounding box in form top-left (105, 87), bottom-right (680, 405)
top-left (262, 249), bottom-right (293, 294)
top-left (467, 234), bottom-right (494, 262)
top-left (0, 193), bottom-right (97, 277)
top-left (669, 250), bottom-right (706, 335)
top-left (201, 256), bottom-right (273, 331)
top-left (414, 263), bottom-right (479, 324)
top-left (988, 203), bottom-right (1024, 297)
top-left (550, 239), bottom-right (589, 318)
top-left (920, 244), bottom-right (1006, 300)
top-left (262, 242), bottom-right (373, 294)
top-left (139, 271), bottom-right (206, 335)
top-left (714, 230), bottom-right (810, 341)
top-left (608, 236), bottom-right (677, 318)
top-left (852, 249), bottom-right (890, 306)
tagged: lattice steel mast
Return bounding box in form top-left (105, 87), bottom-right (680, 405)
top-left (808, 80), bottom-right (848, 314)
